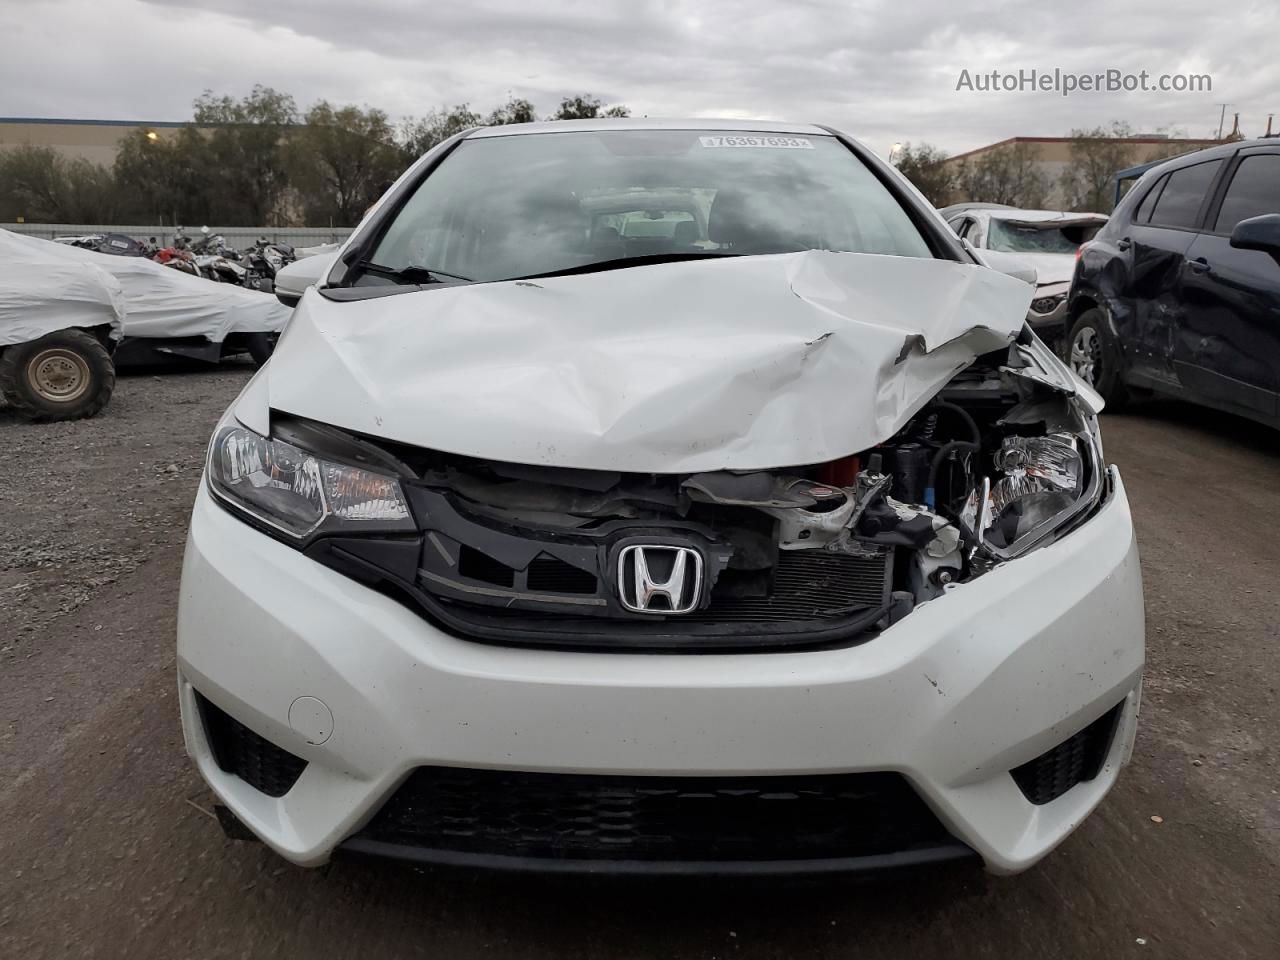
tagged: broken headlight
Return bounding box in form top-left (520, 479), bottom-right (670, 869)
top-left (981, 431), bottom-right (1099, 555)
top-left (206, 412), bottom-right (413, 541)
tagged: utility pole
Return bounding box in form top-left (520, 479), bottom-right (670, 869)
top-left (1215, 104), bottom-right (1233, 140)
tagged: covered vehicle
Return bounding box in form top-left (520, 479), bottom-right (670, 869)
top-left (179, 120), bottom-right (1143, 877)
top-left (0, 229), bottom-right (122, 420)
top-left (943, 207), bottom-right (1108, 344)
top-left (7, 230), bottom-right (291, 368)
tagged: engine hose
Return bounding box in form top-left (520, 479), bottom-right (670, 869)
top-left (925, 440), bottom-right (979, 509)
top-left (929, 400), bottom-right (981, 446)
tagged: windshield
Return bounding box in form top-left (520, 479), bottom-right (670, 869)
top-left (986, 219), bottom-right (1100, 255)
top-left (365, 130), bottom-right (933, 283)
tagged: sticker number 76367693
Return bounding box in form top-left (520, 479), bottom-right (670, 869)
top-left (698, 135), bottom-right (814, 149)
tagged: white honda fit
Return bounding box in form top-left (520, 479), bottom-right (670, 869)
top-left (177, 119), bottom-right (1144, 875)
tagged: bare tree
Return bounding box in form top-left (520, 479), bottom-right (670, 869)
top-left (894, 143), bottom-right (955, 206)
top-left (957, 141), bottom-right (1051, 208)
top-left (1058, 122), bottom-right (1142, 213)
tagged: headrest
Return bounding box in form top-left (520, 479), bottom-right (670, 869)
top-left (672, 220), bottom-right (699, 244)
top-left (707, 189), bottom-right (754, 245)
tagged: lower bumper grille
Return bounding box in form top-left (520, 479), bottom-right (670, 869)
top-left (195, 692), bottom-right (307, 798)
top-left (1011, 701), bottom-right (1123, 805)
top-left (349, 767), bottom-right (960, 864)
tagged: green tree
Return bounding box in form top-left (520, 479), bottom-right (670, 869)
top-left (192, 85), bottom-right (298, 224)
top-left (113, 127), bottom-right (217, 226)
top-left (0, 145), bottom-right (66, 221)
top-left (894, 142), bottom-right (955, 206)
top-left (486, 97), bottom-right (537, 126)
top-left (287, 102), bottom-right (403, 225)
top-left (550, 95), bottom-right (630, 120)
top-left (399, 104), bottom-right (483, 159)
top-left (0, 144), bottom-right (118, 222)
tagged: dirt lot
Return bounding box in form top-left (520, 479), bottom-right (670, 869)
top-left (1, 366), bottom-right (1277, 959)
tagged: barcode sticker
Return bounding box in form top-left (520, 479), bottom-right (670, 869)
top-left (699, 135), bottom-right (814, 149)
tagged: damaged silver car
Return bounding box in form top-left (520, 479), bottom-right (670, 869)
top-left (179, 120), bottom-right (1144, 875)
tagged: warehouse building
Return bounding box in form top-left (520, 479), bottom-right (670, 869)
top-left (0, 117), bottom-right (188, 165)
top-left (940, 134), bottom-right (1225, 207)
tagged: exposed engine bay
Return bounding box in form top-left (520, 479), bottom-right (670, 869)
top-left (291, 335), bottom-right (1105, 652)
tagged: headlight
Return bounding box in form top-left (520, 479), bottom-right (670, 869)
top-left (979, 429), bottom-right (1102, 557)
top-left (206, 413), bottom-right (413, 541)
top-left (1030, 292), bottom-right (1067, 315)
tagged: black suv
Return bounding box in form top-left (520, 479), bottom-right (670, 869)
top-left (1068, 139), bottom-right (1280, 427)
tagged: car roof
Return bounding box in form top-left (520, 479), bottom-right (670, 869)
top-left (986, 208), bottom-right (1107, 222)
top-left (1135, 137), bottom-right (1280, 176)
top-left (466, 118), bottom-right (832, 138)
top-left (937, 202), bottom-right (1014, 218)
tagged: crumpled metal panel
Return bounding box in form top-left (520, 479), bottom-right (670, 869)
top-left (267, 250), bottom-right (1033, 472)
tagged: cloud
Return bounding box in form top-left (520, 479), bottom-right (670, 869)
top-left (0, 0), bottom-right (1273, 156)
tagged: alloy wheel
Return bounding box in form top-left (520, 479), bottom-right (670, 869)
top-left (1070, 327), bottom-right (1101, 386)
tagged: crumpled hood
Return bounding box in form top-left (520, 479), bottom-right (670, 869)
top-left (266, 251), bottom-right (1032, 472)
top-left (1017, 252), bottom-right (1076, 287)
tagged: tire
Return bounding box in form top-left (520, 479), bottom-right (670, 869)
top-left (0, 329), bottom-right (116, 422)
top-left (243, 332), bottom-right (278, 368)
top-left (1067, 308), bottom-right (1129, 410)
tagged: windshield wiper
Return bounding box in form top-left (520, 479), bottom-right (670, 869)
top-left (508, 251), bottom-right (743, 282)
top-left (356, 260), bottom-right (473, 285)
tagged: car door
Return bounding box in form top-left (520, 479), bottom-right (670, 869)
top-left (1118, 158), bottom-right (1225, 385)
top-left (1177, 147), bottom-right (1280, 418)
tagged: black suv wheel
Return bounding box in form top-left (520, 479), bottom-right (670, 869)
top-left (1067, 309), bottom-right (1129, 410)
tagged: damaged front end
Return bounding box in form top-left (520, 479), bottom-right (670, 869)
top-left (272, 335), bottom-right (1106, 653)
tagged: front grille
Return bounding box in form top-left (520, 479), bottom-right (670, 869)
top-left (457, 545), bottom-right (514, 587)
top-left (351, 767), bottom-right (957, 862)
top-left (1011, 702), bottom-right (1123, 805)
top-left (526, 555), bottom-right (597, 594)
top-left (689, 549), bottom-right (891, 622)
top-left (195, 692), bottom-right (307, 798)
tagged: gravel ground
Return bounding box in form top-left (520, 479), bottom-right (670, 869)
top-left (0, 367), bottom-right (1277, 959)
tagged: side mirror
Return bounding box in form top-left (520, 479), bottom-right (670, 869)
top-left (979, 249), bottom-right (1038, 286)
top-left (1229, 214), bottom-right (1280, 257)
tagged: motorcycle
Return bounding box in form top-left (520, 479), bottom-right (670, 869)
top-left (53, 233), bottom-right (149, 257)
top-left (242, 236), bottom-right (296, 292)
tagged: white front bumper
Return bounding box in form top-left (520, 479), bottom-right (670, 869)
top-left (177, 470), bottom-right (1144, 874)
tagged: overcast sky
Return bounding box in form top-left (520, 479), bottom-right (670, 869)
top-left (1, 0), bottom-right (1274, 155)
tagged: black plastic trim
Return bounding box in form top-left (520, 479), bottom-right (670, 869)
top-left (338, 838), bottom-right (976, 876)
top-left (306, 535), bottom-right (892, 652)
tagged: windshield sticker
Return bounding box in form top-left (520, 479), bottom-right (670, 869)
top-left (699, 135), bottom-right (814, 149)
